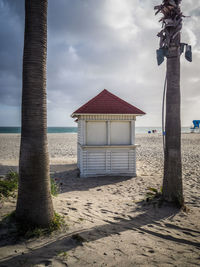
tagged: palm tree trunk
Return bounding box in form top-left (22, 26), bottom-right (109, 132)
top-left (16, 0), bottom-right (54, 226)
top-left (162, 35), bottom-right (184, 206)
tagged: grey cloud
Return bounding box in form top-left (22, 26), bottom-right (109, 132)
top-left (0, 0), bottom-right (199, 126)
top-left (0, 0), bottom-right (24, 107)
top-left (1, 0), bottom-right (24, 18)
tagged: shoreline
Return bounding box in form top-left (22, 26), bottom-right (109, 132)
top-left (0, 132), bottom-right (198, 136)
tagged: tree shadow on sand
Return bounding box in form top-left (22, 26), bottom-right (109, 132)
top-left (0, 164), bottom-right (18, 176)
top-left (0, 163), bottom-right (75, 177)
top-left (51, 164), bottom-right (134, 193)
top-left (0, 163), bottom-right (134, 193)
top-left (0, 201), bottom-right (200, 267)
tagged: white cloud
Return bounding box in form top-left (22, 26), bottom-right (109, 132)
top-left (0, 0), bottom-right (199, 127)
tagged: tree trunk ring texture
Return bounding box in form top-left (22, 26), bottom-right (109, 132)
top-left (163, 35), bottom-right (184, 206)
top-left (16, 0), bottom-right (54, 226)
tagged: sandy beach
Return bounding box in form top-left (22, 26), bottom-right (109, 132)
top-left (0, 133), bottom-right (200, 266)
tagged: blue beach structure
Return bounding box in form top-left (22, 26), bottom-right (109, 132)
top-left (190, 120), bottom-right (200, 133)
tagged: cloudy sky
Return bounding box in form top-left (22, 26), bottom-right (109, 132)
top-left (0, 0), bottom-right (199, 127)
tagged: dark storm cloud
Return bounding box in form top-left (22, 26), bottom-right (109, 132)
top-left (48, 0), bottom-right (106, 38)
top-left (46, 0), bottom-right (160, 106)
top-left (0, 0), bottom-right (200, 126)
top-left (0, 0), bottom-right (24, 106)
top-left (1, 0), bottom-right (24, 18)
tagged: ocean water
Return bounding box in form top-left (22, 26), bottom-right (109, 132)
top-left (0, 127), bottom-right (77, 134)
top-left (0, 126), bottom-right (191, 134)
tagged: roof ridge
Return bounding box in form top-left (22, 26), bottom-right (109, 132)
top-left (104, 90), bottom-right (145, 114)
top-left (75, 89), bottom-right (106, 112)
top-left (72, 89), bottom-right (145, 115)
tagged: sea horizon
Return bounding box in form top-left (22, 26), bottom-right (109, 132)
top-left (0, 126), bottom-right (192, 134)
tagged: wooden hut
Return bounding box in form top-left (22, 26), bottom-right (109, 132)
top-left (71, 89), bottom-right (145, 177)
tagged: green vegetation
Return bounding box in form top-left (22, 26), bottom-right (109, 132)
top-left (145, 187), bottom-right (163, 207)
top-left (51, 177), bottom-right (60, 196)
top-left (0, 171), bottom-right (18, 198)
top-left (50, 212), bottom-right (65, 232)
top-left (146, 187), bottom-right (162, 201)
top-left (0, 171), bottom-right (59, 199)
top-left (145, 187), bottom-right (187, 209)
top-left (6, 170), bottom-right (19, 181)
top-left (21, 212), bottom-right (65, 238)
top-left (57, 250), bottom-right (68, 260)
top-left (1, 172), bottom-right (63, 239)
top-left (24, 212), bottom-right (65, 238)
top-left (1, 211), bottom-right (66, 239)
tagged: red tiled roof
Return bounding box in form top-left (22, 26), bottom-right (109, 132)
top-left (72, 89), bottom-right (145, 115)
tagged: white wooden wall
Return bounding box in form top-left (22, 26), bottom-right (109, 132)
top-left (79, 147), bottom-right (136, 177)
top-left (110, 121), bottom-right (130, 145)
top-left (78, 120), bottom-right (85, 145)
top-left (77, 116), bottom-right (137, 177)
top-left (78, 119), bottom-right (135, 145)
top-left (86, 122), bottom-right (107, 145)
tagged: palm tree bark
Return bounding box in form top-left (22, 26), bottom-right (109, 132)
top-left (162, 35), bottom-right (184, 206)
top-left (16, 0), bottom-right (54, 226)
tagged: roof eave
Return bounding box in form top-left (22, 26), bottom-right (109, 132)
top-left (71, 113), bottom-right (145, 118)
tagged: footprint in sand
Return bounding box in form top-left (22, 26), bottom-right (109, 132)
top-left (85, 202), bottom-right (93, 206)
top-left (148, 249), bottom-right (155, 253)
top-left (68, 207), bottom-right (77, 211)
top-left (100, 209), bottom-right (111, 214)
top-left (101, 210), bottom-right (108, 214)
top-left (113, 216), bottom-right (121, 221)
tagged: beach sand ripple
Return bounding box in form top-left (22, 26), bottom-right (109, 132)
top-left (0, 133), bottom-right (199, 266)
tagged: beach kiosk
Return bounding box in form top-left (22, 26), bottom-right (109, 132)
top-left (71, 89), bottom-right (145, 177)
